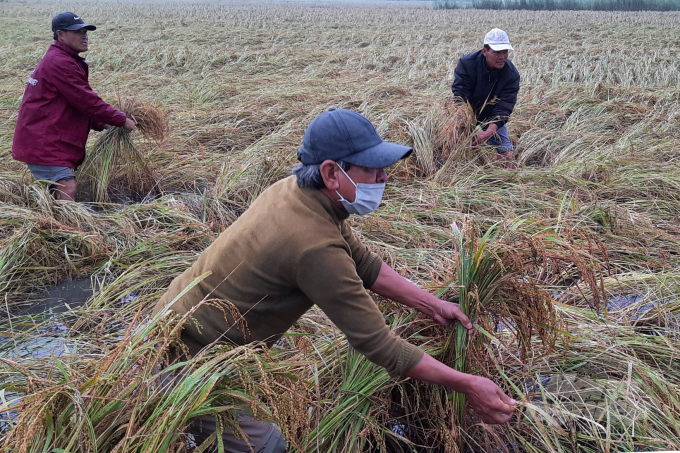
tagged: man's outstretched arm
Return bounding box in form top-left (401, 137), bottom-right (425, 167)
top-left (371, 262), bottom-right (516, 424)
top-left (370, 262), bottom-right (473, 330)
top-left (405, 353), bottom-right (516, 424)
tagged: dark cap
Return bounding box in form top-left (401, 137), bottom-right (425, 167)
top-left (297, 108), bottom-right (412, 168)
top-left (52, 12), bottom-right (97, 32)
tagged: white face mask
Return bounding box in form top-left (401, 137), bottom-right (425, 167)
top-left (335, 166), bottom-right (385, 216)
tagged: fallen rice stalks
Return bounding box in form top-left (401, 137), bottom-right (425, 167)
top-left (79, 97), bottom-right (168, 203)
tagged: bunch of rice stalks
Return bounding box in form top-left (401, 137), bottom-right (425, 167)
top-left (304, 344), bottom-right (395, 452)
top-left (404, 113), bottom-right (441, 178)
top-left (298, 307), bottom-right (433, 453)
top-left (405, 99), bottom-right (495, 181)
top-left (430, 217), bottom-right (608, 443)
top-left (79, 97), bottom-right (168, 203)
top-left (436, 218), bottom-right (507, 442)
top-left (440, 99), bottom-right (478, 163)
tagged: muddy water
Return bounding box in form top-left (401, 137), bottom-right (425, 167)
top-left (18, 278), bottom-right (100, 315)
top-left (1, 278), bottom-right (103, 360)
top-left (0, 278), bottom-right (107, 430)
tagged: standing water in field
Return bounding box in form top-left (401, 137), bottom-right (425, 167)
top-left (1, 278), bottom-right (99, 360)
top-left (0, 278), bottom-right (137, 433)
top-left (0, 277), bottom-right (134, 360)
top-left (0, 278), bottom-right (99, 431)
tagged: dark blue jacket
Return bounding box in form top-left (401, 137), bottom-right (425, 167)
top-left (451, 50), bottom-right (520, 129)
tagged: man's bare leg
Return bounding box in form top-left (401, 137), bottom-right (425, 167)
top-left (499, 150), bottom-right (514, 169)
top-left (54, 178), bottom-right (77, 201)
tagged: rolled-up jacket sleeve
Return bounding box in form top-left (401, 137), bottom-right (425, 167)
top-left (296, 243), bottom-right (423, 377)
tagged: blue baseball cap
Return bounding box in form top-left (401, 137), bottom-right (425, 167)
top-left (297, 108), bottom-right (412, 168)
top-left (52, 12), bottom-right (96, 32)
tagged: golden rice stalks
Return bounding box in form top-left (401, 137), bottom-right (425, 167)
top-left (405, 99), bottom-right (480, 178)
top-left (440, 98), bottom-right (477, 160)
top-left (120, 97), bottom-right (169, 143)
top-left (80, 98), bottom-right (168, 203)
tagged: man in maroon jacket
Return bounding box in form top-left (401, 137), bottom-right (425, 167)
top-left (12, 12), bottom-right (136, 201)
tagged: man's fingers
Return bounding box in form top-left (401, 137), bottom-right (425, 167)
top-left (467, 378), bottom-right (516, 424)
top-left (123, 118), bottom-right (137, 131)
top-left (481, 406), bottom-right (513, 424)
top-left (452, 307), bottom-right (473, 329)
top-left (480, 410), bottom-right (512, 425)
top-left (495, 390), bottom-right (516, 415)
top-left (498, 390), bottom-right (517, 407)
top-left (497, 401), bottom-right (516, 416)
top-left (434, 301), bottom-right (474, 330)
top-left (494, 413), bottom-right (513, 424)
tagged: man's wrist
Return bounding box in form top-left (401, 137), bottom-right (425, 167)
top-left (422, 295), bottom-right (443, 318)
top-left (445, 368), bottom-right (478, 394)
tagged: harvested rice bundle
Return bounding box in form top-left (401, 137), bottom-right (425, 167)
top-left (80, 97), bottom-right (168, 203)
top-left (441, 98), bottom-right (478, 160)
top-left (440, 218), bottom-right (506, 442)
top-left (405, 99), bottom-right (484, 179)
top-left (436, 218), bottom-right (598, 443)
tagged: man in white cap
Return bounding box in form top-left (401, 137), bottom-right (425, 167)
top-left (452, 28), bottom-right (520, 168)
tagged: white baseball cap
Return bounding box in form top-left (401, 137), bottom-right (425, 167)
top-left (484, 28), bottom-right (514, 51)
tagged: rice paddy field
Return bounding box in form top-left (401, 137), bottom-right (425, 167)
top-left (1, 1), bottom-right (680, 452)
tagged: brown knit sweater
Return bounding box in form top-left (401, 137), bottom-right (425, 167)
top-left (153, 176), bottom-right (423, 377)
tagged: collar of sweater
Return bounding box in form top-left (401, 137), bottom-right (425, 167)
top-left (299, 181), bottom-right (350, 225)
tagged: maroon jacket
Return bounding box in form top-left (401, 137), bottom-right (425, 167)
top-left (12, 41), bottom-right (127, 169)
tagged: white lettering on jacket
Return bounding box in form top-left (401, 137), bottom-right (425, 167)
top-left (28, 77), bottom-right (38, 86)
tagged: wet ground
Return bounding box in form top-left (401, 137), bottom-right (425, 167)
top-left (0, 277), bottom-right (115, 360)
top-left (0, 278), bottom-right (676, 447)
top-left (0, 278), bottom-right (103, 431)
top-left (0, 277), bottom-right (137, 431)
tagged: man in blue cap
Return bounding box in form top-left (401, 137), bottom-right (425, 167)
top-left (154, 108), bottom-right (516, 452)
top-left (452, 28), bottom-right (520, 168)
top-left (12, 12), bottom-right (136, 201)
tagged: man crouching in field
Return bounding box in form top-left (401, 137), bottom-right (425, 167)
top-left (12, 11), bottom-right (136, 201)
top-left (153, 108), bottom-right (516, 452)
top-left (452, 28), bottom-right (520, 168)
